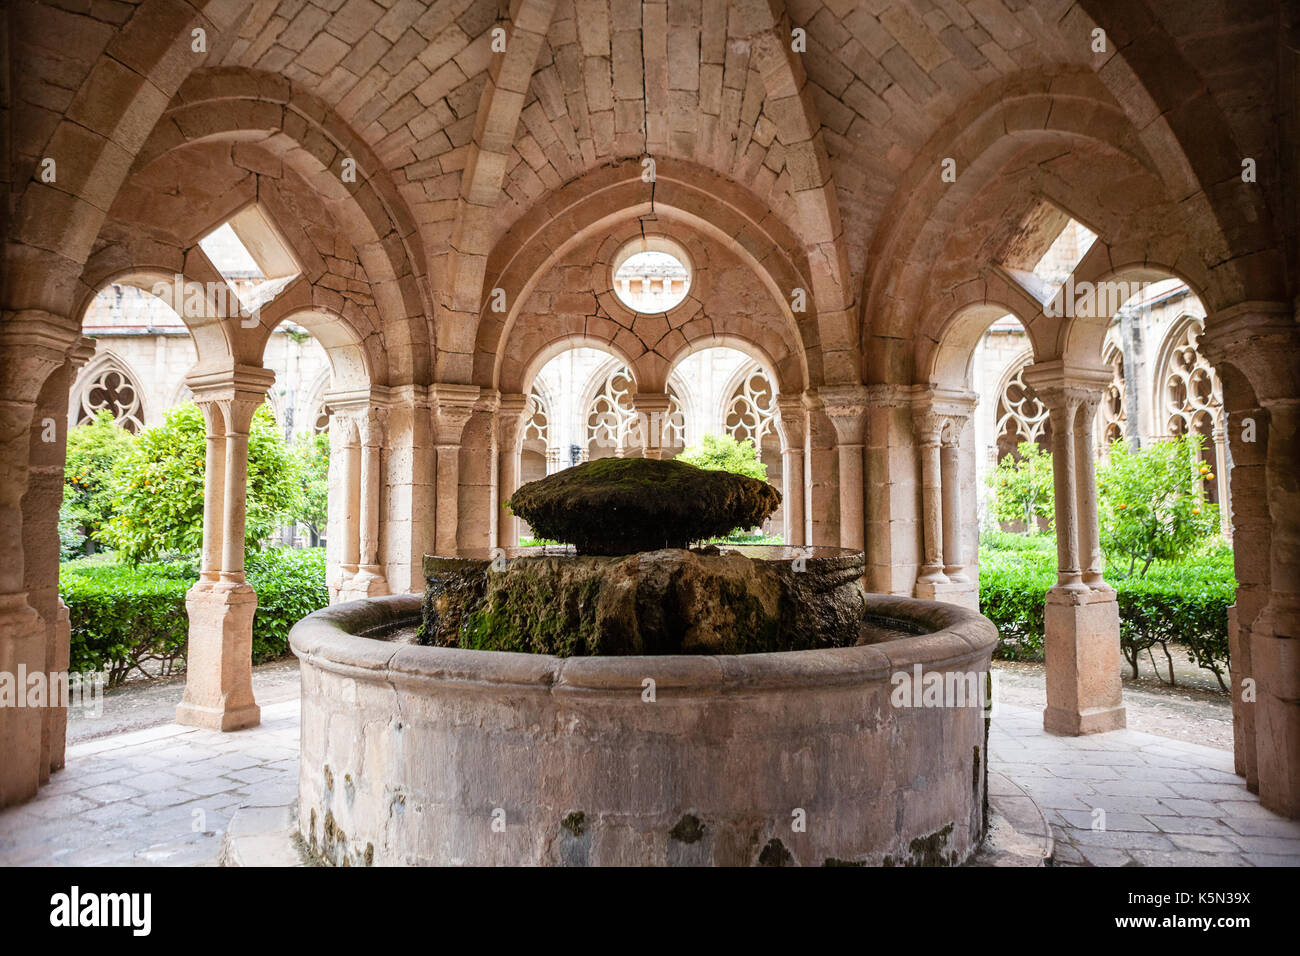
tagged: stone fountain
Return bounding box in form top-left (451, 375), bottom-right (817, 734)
top-left (290, 458), bottom-right (997, 866)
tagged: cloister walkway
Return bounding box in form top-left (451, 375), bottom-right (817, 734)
top-left (1, 695), bottom-right (1297, 867)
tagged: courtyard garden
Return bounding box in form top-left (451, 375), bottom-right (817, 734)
top-left (980, 435), bottom-right (1234, 690)
top-left (58, 405), bottom-right (331, 686)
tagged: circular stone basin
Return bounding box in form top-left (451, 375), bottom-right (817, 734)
top-left (289, 567), bottom-right (999, 867)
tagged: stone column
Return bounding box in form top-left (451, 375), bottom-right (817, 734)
top-left (26, 341), bottom-right (92, 784)
top-left (914, 413), bottom-right (947, 587)
top-left (336, 414), bottom-right (361, 583)
top-left (940, 438), bottom-right (967, 583)
top-left (1024, 362), bottom-right (1125, 736)
top-left (1073, 395), bottom-right (1107, 590)
top-left (381, 385), bottom-right (433, 594)
top-left (430, 384), bottom-right (479, 556)
top-left (340, 406), bottom-right (389, 598)
top-left (820, 385), bottom-right (868, 552)
top-left (775, 396), bottom-right (806, 547)
top-left (1255, 397), bottom-right (1300, 816)
top-left (497, 393), bottom-right (531, 549)
top-left (631, 393), bottom-right (674, 460)
top-left (1212, 421), bottom-right (1232, 539)
top-left (0, 317), bottom-right (80, 808)
top-left (176, 365), bottom-right (274, 732)
top-left (198, 403), bottom-right (228, 583)
top-left (801, 391), bottom-right (837, 546)
top-left (1200, 304), bottom-right (1300, 815)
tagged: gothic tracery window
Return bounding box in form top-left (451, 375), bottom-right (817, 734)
top-left (523, 386), bottom-right (550, 445)
top-left (1101, 346), bottom-right (1127, 447)
top-left (994, 361), bottom-right (1050, 460)
top-left (76, 364), bottom-right (144, 433)
top-left (725, 365), bottom-right (776, 446)
top-left (1161, 320), bottom-right (1222, 439)
top-left (586, 365), bottom-right (637, 454)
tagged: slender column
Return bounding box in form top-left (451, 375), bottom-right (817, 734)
top-left (631, 393), bottom-right (673, 460)
top-left (339, 417), bottom-right (361, 575)
top-left (940, 430), bottom-right (967, 583)
top-left (820, 385), bottom-right (868, 552)
top-left (177, 364), bottom-right (273, 732)
top-left (218, 396), bottom-right (261, 584)
top-left (1024, 362), bottom-right (1124, 736)
top-left (497, 393), bottom-right (531, 549)
top-left (1046, 396), bottom-right (1085, 592)
top-left (1074, 395), bottom-right (1106, 589)
top-left (359, 412), bottom-right (383, 569)
top-left (341, 406), bottom-right (390, 598)
top-left (197, 402), bottom-right (227, 582)
top-left (431, 384), bottom-right (479, 556)
top-left (776, 396), bottom-right (806, 547)
top-left (914, 411), bottom-right (947, 585)
top-left (1212, 422), bottom-right (1232, 539)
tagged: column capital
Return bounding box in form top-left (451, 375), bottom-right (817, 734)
top-left (818, 384), bottom-right (869, 445)
top-left (629, 391), bottom-right (672, 414)
top-left (186, 364), bottom-right (275, 435)
top-left (497, 392), bottom-right (532, 447)
top-left (1199, 301), bottom-right (1300, 405)
top-left (0, 313), bottom-right (82, 403)
top-left (775, 395), bottom-right (805, 450)
top-left (1020, 360), bottom-right (1110, 410)
top-left (912, 386), bottom-right (976, 445)
top-left (429, 383), bottom-right (479, 446)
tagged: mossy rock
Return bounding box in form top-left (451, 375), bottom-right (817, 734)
top-left (421, 548), bottom-right (867, 656)
top-left (505, 457), bottom-right (781, 555)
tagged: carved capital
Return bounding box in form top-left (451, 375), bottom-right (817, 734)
top-left (775, 396), bottom-right (805, 451)
top-left (818, 384), bottom-right (869, 445)
top-left (497, 392), bottom-right (532, 447)
top-left (912, 386), bottom-right (975, 445)
top-left (1198, 301), bottom-right (1300, 405)
top-left (430, 383), bottom-right (480, 446)
top-left (1020, 361), bottom-right (1109, 414)
top-left (186, 364), bottom-right (275, 436)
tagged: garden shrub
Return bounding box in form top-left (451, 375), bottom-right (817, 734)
top-left (61, 547), bottom-right (328, 685)
top-left (977, 533), bottom-right (1234, 687)
top-left (676, 432), bottom-right (768, 481)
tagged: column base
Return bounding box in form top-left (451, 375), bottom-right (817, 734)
top-left (1043, 704), bottom-right (1128, 736)
top-left (1042, 586), bottom-right (1125, 737)
top-left (176, 582), bottom-right (260, 732)
top-left (0, 597), bottom-right (47, 806)
top-left (336, 567), bottom-right (390, 602)
top-left (915, 578), bottom-right (979, 611)
top-left (174, 699), bottom-right (262, 732)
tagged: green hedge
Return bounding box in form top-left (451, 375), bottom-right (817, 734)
top-left (977, 531), bottom-right (1234, 689)
top-left (61, 547), bottom-right (328, 686)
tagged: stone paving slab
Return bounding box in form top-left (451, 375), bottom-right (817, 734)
top-left (989, 704), bottom-right (1300, 867)
top-left (1, 696), bottom-right (1298, 867)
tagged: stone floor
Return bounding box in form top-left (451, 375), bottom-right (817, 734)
top-left (1, 692), bottom-right (1298, 866)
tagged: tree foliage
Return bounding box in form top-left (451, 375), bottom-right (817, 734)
top-left (1096, 433), bottom-right (1220, 575)
top-left (675, 432), bottom-right (768, 481)
top-left (100, 402), bottom-right (303, 563)
top-left (986, 441), bottom-right (1055, 530)
top-left (64, 410), bottom-right (136, 546)
top-left (292, 430), bottom-right (330, 540)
